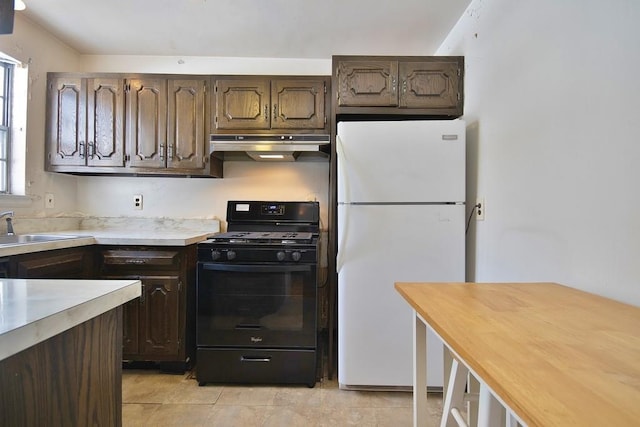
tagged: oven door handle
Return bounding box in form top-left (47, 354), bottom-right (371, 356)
top-left (200, 263), bottom-right (312, 273)
top-left (240, 356), bottom-right (272, 363)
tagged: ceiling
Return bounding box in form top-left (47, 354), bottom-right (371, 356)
top-left (17, 0), bottom-right (471, 59)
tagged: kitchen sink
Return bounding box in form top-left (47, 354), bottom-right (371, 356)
top-left (0, 234), bottom-right (83, 245)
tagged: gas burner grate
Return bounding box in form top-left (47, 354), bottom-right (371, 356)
top-left (209, 231), bottom-right (315, 245)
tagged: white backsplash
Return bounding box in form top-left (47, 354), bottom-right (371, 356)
top-left (7, 217), bottom-right (82, 234)
top-left (78, 217), bottom-right (220, 233)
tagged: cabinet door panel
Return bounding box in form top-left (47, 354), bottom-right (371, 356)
top-left (122, 299), bottom-right (139, 355)
top-left (399, 61), bottom-right (461, 109)
top-left (140, 276), bottom-right (181, 356)
top-left (167, 79), bottom-right (206, 170)
top-left (215, 79), bottom-right (270, 130)
top-left (337, 60), bottom-right (398, 106)
top-left (127, 78), bottom-right (167, 168)
top-left (87, 78), bottom-right (125, 167)
top-left (48, 77), bottom-right (87, 166)
top-left (271, 79), bottom-right (325, 129)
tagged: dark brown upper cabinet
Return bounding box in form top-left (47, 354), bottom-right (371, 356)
top-left (47, 75), bottom-right (125, 168)
top-left (45, 73), bottom-right (222, 178)
top-left (213, 76), bottom-right (330, 133)
top-left (126, 77), bottom-right (213, 173)
top-left (333, 56), bottom-right (464, 117)
top-left (125, 77), bottom-right (167, 170)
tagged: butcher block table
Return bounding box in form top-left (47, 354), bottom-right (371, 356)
top-left (394, 282), bottom-right (640, 427)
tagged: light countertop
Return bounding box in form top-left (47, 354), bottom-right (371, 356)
top-left (51, 228), bottom-right (216, 246)
top-left (0, 229), bottom-right (218, 257)
top-left (0, 278), bottom-right (141, 361)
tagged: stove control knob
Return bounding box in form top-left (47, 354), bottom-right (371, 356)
top-left (276, 251), bottom-right (286, 261)
top-left (226, 250), bottom-right (237, 261)
top-left (210, 250), bottom-right (222, 261)
top-left (291, 251), bottom-right (302, 262)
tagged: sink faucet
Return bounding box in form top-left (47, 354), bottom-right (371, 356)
top-left (0, 211), bottom-right (14, 235)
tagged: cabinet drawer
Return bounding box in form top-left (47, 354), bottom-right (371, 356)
top-left (99, 248), bottom-right (181, 272)
top-left (9, 246), bottom-right (94, 279)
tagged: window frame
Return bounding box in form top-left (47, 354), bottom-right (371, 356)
top-left (0, 60), bottom-right (13, 194)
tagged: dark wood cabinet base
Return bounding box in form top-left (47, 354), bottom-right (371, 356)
top-left (0, 307), bottom-right (123, 426)
top-left (99, 245), bottom-right (196, 368)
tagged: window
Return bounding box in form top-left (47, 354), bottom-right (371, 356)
top-left (0, 52), bottom-right (27, 198)
top-left (0, 60), bottom-right (11, 193)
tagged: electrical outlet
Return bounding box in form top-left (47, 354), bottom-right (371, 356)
top-left (476, 197), bottom-right (485, 221)
top-left (133, 194), bottom-right (143, 210)
top-left (45, 193), bottom-right (55, 209)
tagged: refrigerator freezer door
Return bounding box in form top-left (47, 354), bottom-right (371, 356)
top-left (337, 204), bottom-right (465, 388)
top-left (337, 120), bottom-right (465, 204)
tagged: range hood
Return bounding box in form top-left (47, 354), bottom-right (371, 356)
top-left (210, 134), bottom-right (330, 161)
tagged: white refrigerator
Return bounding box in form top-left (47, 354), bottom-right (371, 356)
top-left (337, 119), bottom-right (465, 390)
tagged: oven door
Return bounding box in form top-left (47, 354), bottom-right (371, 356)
top-left (197, 262), bottom-right (317, 348)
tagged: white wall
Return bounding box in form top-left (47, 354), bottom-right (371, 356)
top-left (438, 0), bottom-right (640, 305)
top-left (78, 162), bottom-right (330, 230)
top-left (79, 55), bottom-right (331, 76)
top-left (0, 14), bottom-right (81, 216)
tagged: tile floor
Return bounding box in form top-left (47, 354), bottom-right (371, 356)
top-left (122, 369), bottom-right (444, 426)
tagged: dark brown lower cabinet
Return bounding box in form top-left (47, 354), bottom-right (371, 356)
top-left (8, 245), bottom-right (95, 278)
top-left (98, 245), bottom-right (196, 371)
top-left (121, 275), bottom-right (181, 357)
top-left (0, 306), bottom-right (123, 426)
top-left (6, 243), bottom-right (196, 372)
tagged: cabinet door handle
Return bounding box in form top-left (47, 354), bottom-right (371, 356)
top-left (273, 104), bottom-right (277, 121)
top-left (391, 75), bottom-right (397, 93)
top-left (88, 142), bottom-right (95, 159)
top-left (264, 105), bottom-right (268, 121)
top-left (167, 144), bottom-right (173, 160)
top-left (125, 259), bottom-right (147, 264)
top-left (79, 141), bottom-right (85, 158)
top-left (160, 144), bottom-right (165, 161)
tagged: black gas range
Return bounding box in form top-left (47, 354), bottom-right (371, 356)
top-left (196, 201), bottom-right (320, 387)
top-left (198, 201), bottom-right (319, 263)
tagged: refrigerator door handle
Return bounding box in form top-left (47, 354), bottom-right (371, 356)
top-left (336, 135), bottom-right (349, 274)
top-left (336, 135), bottom-right (350, 204)
top-left (336, 201), bottom-right (349, 274)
